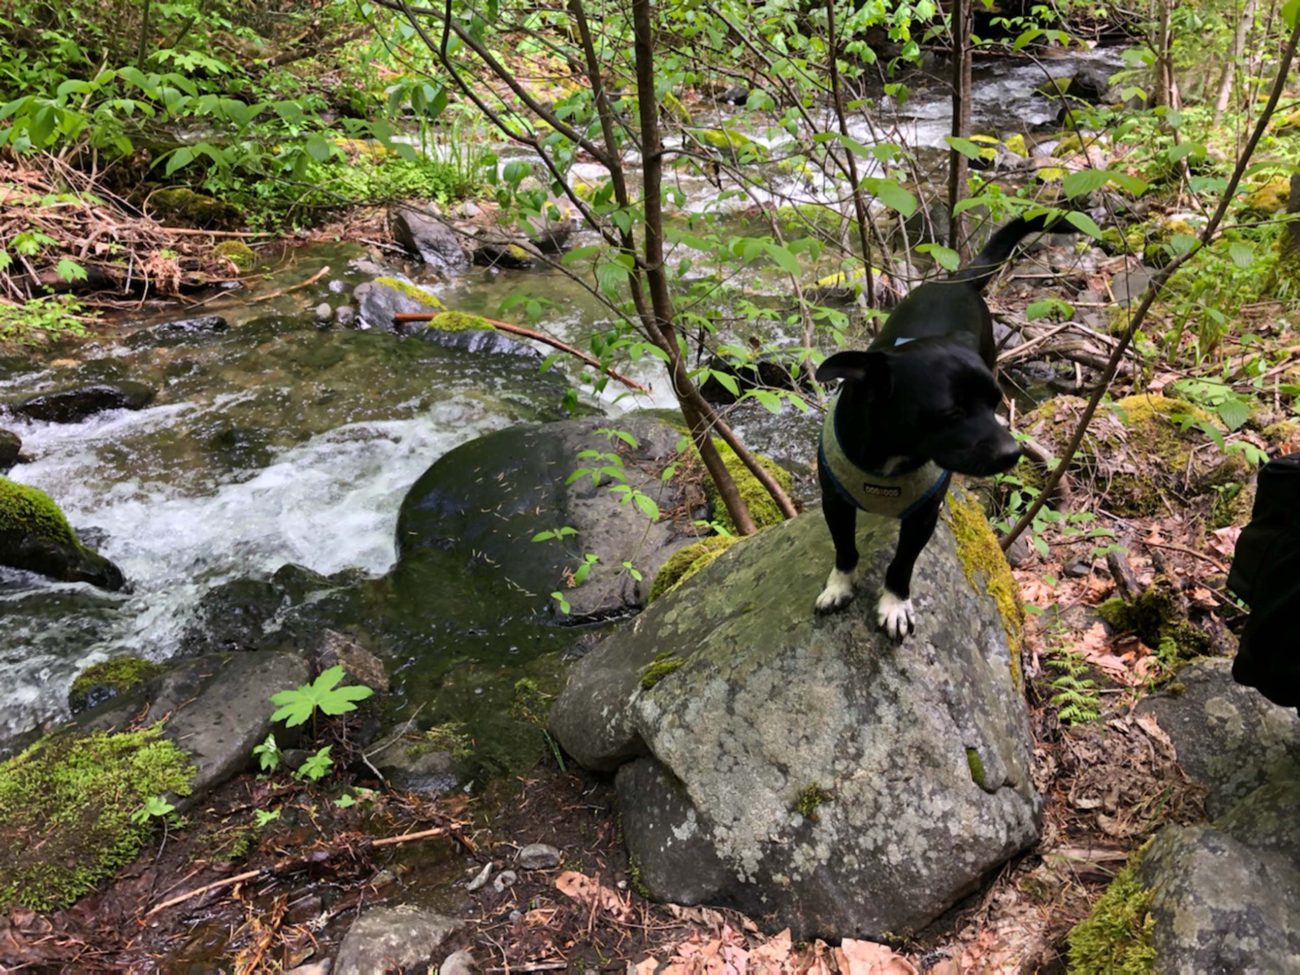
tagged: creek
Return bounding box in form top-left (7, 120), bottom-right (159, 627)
top-left (0, 47), bottom-right (1123, 754)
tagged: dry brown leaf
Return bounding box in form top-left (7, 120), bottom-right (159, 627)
top-left (553, 870), bottom-right (631, 920)
top-left (834, 939), bottom-right (918, 975)
top-left (750, 929), bottom-right (794, 974)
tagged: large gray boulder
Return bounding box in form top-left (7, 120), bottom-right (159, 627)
top-left (397, 414), bottom-right (699, 621)
top-left (1136, 766), bottom-right (1300, 973)
top-left (549, 501), bottom-right (1040, 938)
top-left (334, 904), bottom-right (461, 975)
top-left (351, 275), bottom-right (537, 356)
top-left (1136, 658), bottom-right (1300, 817)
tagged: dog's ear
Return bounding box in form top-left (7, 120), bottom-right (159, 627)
top-left (815, 351), bottom-right (890, 388)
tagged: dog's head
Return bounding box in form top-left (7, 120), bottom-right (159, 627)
top-left (817, 341), bottom-right (1021, 477)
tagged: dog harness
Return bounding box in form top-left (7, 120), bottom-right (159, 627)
top-left (819, 391), bottom-right (951, 519)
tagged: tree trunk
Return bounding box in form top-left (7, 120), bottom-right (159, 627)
top-left (1213, 0), bottom-right (1255, 125)
top-left (947, 0), bottom-right (973, 260)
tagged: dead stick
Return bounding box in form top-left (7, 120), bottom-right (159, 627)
top-left (145, 869), bottom-right (260, 917)
top-left (393, 311), bottom-right (650, 394)
top-left (154, 227), bottom-right (277, 238)
top-left (249, 265), bottom-right (330, 304)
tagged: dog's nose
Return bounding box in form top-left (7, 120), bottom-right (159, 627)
top-left (993, 442), bottom-right (1022, 472)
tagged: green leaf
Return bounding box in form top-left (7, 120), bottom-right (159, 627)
top-left (633, 493), bottom-right (660, 521)
top-left (1061, 168), bottom-right (1110, 199)
top-left (305, 134), bottom-right (334, 163)
top-left (1217, 398), bottom-right (1250, 432)
top-left (945, 136), bottom-right (983, 160)
top-left (1227, 242), bottom-right (1254, 269)
top-left (1064, 211), bottom-right (1104, 240)
top-left (269, 665), bottom-right (373, 727)
top-left (1284, 0), bottom-right (1300, 27)
top-left (861, 177), bottom-right (917, 217)
top-left (765, 242), bottom-right (802, 276)
top-left (917, 243), bottom-right (960, 271)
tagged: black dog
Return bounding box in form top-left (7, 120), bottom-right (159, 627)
top-left (814, 214), bottom-right (1070, 637)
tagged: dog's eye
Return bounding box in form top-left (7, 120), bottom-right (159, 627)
top-left (943, 406), bottom-right (965, 421)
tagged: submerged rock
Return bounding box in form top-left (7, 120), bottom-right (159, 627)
top-left (68, 656), bottom-right (165, 714)
top-left (6, 381), bottom-right (156, 424)
top-left (470, 233), bottom-right (543, 269)
top-left (415, 310), bottom-right (539, 358)
top-left (0, 477), bottom-right (125, 590)
top-left (549, 498), bottom-right (1039, 938)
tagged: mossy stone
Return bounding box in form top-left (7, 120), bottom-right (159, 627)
top-left (213, 239), bottom-right (256, 271)
top-left (373, 276), bottom-right (444, 311)
top-left (704, 439), bottom-right (793, 534)
top-left (1003, 134), bottom-right (1029, 157)
top-left (639, 652), bottom-right (686, 690)
top-left (68, 657), bottom-right (165, 714)
top-left (947, 490), bottom-right (1024, 672)
top-left (794, 784), bottom-right (832, 821)
top-left (427, 310), bottom-right (492, 333)
top-left (648, 534), bottom-right (740, 604)
top-left (1066, 859), bottom-right (1157, 974)
top-left (1241, 175), bottom-right (1292, 215)
top-left (149, 187), bottom-right (242, 230)
top-left (0, 477), bottom-right (124, 589)
top-left (1097, 577), bottom-right (1210, 663)
top-left (0, 726), bottom-right (194, 911)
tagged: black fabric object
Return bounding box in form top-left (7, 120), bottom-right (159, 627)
top-left (1227, 453), bottom-right (1300, 711)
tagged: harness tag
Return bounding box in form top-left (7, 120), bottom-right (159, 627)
top-left (860, 481), bottom-right (902, 498)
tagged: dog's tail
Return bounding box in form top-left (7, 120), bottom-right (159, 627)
top-left (951, 213), bottom-right (1076, 293)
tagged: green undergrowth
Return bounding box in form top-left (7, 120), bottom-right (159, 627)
top-left (1097, 576), bottom-right (1211, 665)
top-left (1066, 859), bottom-right (1157, 974)
top-left (0, 726), bottom-right (194, 911)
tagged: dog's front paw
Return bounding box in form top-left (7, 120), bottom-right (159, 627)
top-left (815, 569), bottom-right (855, 613)
top-left (876, 589), bottom-right (915, 640)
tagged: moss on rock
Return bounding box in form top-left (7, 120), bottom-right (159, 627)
top-left (947, 490), bottom-right (1024, 669)
top-left (1066, 859), bottom-right (1157, 974)
top-left (149, 187), bottom-right (242, 230)
top-left (649, 534), bottom-right (741, 604)
top-left (794, 784), bottom-right (833, 821)
top-left (0, 477), bottom-right (78, 549)
top-left (1097, 577), bottom-right (1211, 664)
top-left (705, 439), bottom-right (793, 534)
top-left (1241, 174), bottom-right (1292, 215)
top-left (965, 747), bottom-right (987, 788)
top-left (374, 276), bottom-right (444, 311)
top-left (0, 726), bottom-right (193, 911)
top-left (212, 239), bottom-right (256, 271)
top-left (639, 652), bottom-right (687, 690)
top-left (427, 310), bottom-right (492, 333)
top-left (68, 657), bottom-right (165, 714)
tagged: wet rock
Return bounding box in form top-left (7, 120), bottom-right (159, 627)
top-left (335, 304), bottom-right (357, 327)
top-left (466, 862), bottom-right (493, 891)
top-left (373, 732), bottom-right (461, 796)
top-left (414, 310), bottom-right (540, 358)
top-left (180, 564), bottom-right (342, 655)
top-left (353, 275), bottom-right (444, 332)
top-left (68, 656), bottom-right (165, 715)
top-left (396, 415), bottom-right (697, 620)
top-left (314, 302), bottom-right (333, 323)
top-left (150, 652), bottom-right (309, 806)
top-left (440, 948), bottom-right (480, 975)
top-left (517, 843), bottom-right (562, 870)
top-left (1136, 658), bottom-right (1300, 817)
top-left (550, 503), bottom-right (1039, 938)
top-left (390, 206), bottom-right (469, 273)
top-left (151, 314), bottom-right (229, 339)
top-left (333, 904), bottom-right (461, 975)
top-left (0, 429), bottom-right (20, 471)
top-left (1069, 62), bottom-right (1118, 103)
top-left (314, 630), bottom-right (390, 692)
top-left (0, 477), bottom-right (125, 590)
top-left (470, 233), bottom-right (543, 269)
top-left (7, 381), bottom-right (156, 424)
top-left (716, 85), bottom-right (749, 105)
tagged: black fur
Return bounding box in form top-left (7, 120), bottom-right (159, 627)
top-left (814, 214), bottom-right (1072, 637)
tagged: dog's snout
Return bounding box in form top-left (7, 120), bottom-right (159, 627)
top-left (991, 441), bottom-right (1022, 473)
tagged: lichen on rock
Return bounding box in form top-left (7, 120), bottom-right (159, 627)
top-left (0, 726), bottom-right (193, 911)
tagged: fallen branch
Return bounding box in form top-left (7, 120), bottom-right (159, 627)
top-left (248, 265), bottom-right (331, 304)
top-left (393, 311), bottom-right (650, 394)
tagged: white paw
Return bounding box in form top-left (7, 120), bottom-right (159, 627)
top-left (876, 590), bottom-right (915, 640)
top-left (815, 568), bottom-right (855, 613)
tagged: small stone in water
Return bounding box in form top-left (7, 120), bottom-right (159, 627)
top-left (314, 302), bottom-right (333, 321)
top-left (335, 304), bottom-right (357, 327)
top-left (466, 861), bottom-right (493, 891)
top-left (517, 843), bottom-right (562, 870)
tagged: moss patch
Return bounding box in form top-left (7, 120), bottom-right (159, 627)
top-left (947, 490), bottom-right (1024, 669)
top-left (794, 784), bottom-right (833, 821)
top-left (148, 187), bottom-right (242, 230)
top-left (427, 310), bottom-right (492, 333)
top-left (639, 652), bottom-right (687, 690)
top-left (1097, 577), bottom-right (1210, 664)
top-left (0, 476), bottom-right (80, 548)
top-left (705, 439), bottom-right (794, 534)
top-left (1241, 174), bottom-right (1292, 215)
top-left (649, 534), bottom-right (741, 603)
top-left (68, 657), bottom-right (164, 714)
top-left (965, 747), bottom-right (987, 788)
top-left (1066, 860), bottom-right (1157, 974)
top-left (0, 726), bottom-right (194, 911)
top-left (212, 239), bottom-right (256, 271)
top-left (374, 276), bottom-right (444, 311)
